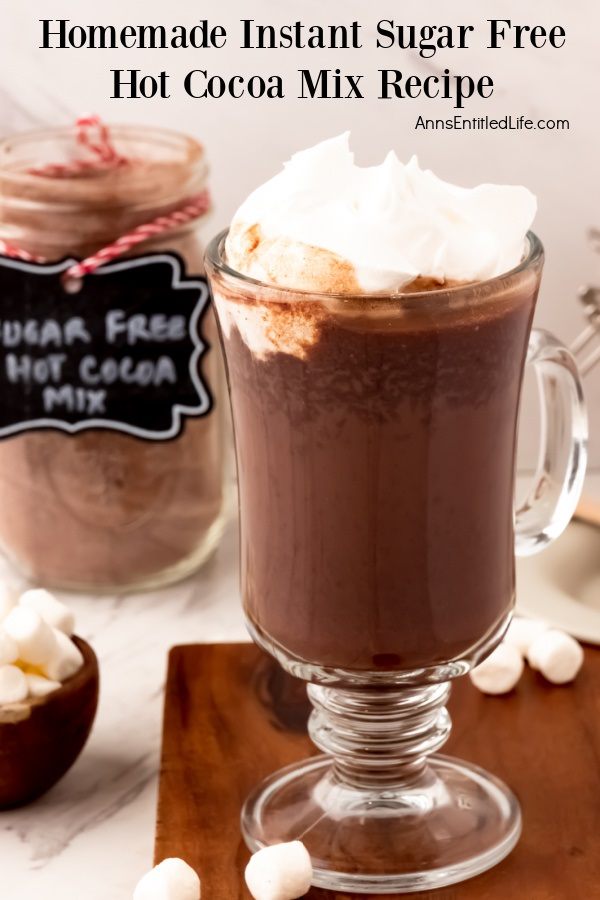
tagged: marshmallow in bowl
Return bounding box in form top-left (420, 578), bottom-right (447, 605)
top-left (226, 133), bottom-right (537, 293)
top-left (133, 858), bottom-right (201, 900)
top-left (0, 588), bottom-right (83, 705)
top-left (19, 588), bottom-right (75, 636)
top-left (0, 665), bottom-right (28, 705)
top-left (245, 841), bottom-right (313, 900)
top-left (3, 607), bottom-right (57, 666)
top-left (0, 629), bottom-right (18, 666)
top-left (26, 673), bottom-right (62, 699)
top-left (469, 643), bottom-right (524, 695)
top-left (504, 617), bottom-right (548, 656)
top-left (43, 629), bottom-right (84, 682)
top-left (527, 629), bottom-right (584, 684)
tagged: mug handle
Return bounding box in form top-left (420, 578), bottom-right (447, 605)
top-left (515, 328), bottom-right (588, 557)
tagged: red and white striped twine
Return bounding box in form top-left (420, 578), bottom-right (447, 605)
top-left (0, 242), bottom-right (38, 263)
top-left (65, 190), bottom-right (211, 281)
top-left (27, 114), bottom-right (129, 179)
top-left (0, 115), bottom-right (211, 286)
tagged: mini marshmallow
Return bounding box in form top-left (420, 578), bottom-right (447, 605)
top-left (245, 842), bottom-right (313, 900)
top-left (0, 584), bottom-right (17, 622)
top-left (504, 617), bottom-right (548, 656)
top-left (3, 607), bottom-right (57, 666)
top-left (133, 858), bottom-right (201, 900)
top-left (26, 673), bottom-right (62, 699)
top-left (43, 628), bottom-right (84, 682)
top-left (0, 628), bottom-right (18, 666)
top-left (527, 629), bottom-right (584, 684)
top-left (19, 588), bottom-right (75, 636)
top-left (470, 643), bottom-right (524, 695)
top-left (0, 665), bottom-right (28, 704)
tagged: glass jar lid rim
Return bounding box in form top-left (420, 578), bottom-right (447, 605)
top-left (0, 124), bottom-right (209, 219)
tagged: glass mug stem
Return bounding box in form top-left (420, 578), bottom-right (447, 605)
top-left (308, 682), bottom-right (452, 787)
top-left (242, 678), bottom-right (522, 893)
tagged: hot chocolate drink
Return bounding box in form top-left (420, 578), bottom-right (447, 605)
top-left (215, 280), bottom-right (538, 670)
top-left (209, 134), bottom-right (539, 672)
top-left (207, 136), bottom-right (588, 894)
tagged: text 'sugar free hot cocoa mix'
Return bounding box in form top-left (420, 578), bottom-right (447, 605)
top-left (0, 121), bottom-right (228, 591)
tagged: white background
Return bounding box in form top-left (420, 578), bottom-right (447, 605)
top-left (0, 0), bottom-right (598, 465)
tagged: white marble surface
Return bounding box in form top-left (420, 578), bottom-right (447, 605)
top-left (0, 472), bottom-right (598, 899)
top-left (0, 515), bottom-right (246, 900)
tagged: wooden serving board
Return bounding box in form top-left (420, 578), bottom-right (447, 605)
top-left (155, 643), bottom-right (600, 899)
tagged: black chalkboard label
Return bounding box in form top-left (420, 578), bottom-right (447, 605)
top-left (0, 252), bottom-right (213, 441)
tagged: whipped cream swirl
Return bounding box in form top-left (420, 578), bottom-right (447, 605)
top-left (225, 133), bottom-right (537, 293)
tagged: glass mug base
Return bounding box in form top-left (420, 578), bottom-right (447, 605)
top-left (241, 753), bottom-right (521, 894)
top-left (243, 619), bottom-right (521, 890)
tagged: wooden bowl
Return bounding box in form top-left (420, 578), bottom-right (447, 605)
top-left (0, 637), bottom-right (99, 809)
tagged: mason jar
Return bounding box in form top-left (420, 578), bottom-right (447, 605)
top-left (0, 124), bottom-right (229, 591)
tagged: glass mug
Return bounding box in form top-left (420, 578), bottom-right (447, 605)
top-left (206, 231), bottom-right (587, 893)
